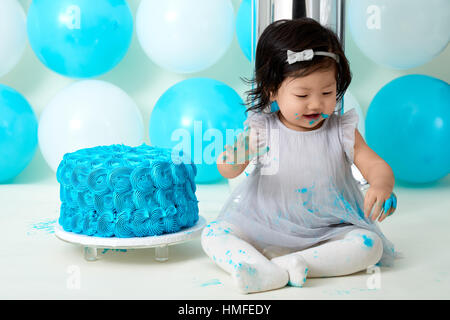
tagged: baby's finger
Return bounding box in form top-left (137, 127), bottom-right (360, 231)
top-left (377, 198), bottom-right (391, 223)
top-left (387, 205), bottom-right (396, 216)
top-left (379, 205), bottom-right (396, 222)
top-left (236, 132), bottom-right (244, 146)
top-left (378, 211), bottom-right (387, 223)
top-left (224, 145), bottom-right (234, 157)
top-left (223, 145), bottom-right (236, 164)
top-left (370, 199), bottom-right (384, 221)
top-left (383, 198), bottom-right (393, 214)
top-left (391, 193), bottom-right (397, 209)
top-left (364, 195), bottom-right (376, 218)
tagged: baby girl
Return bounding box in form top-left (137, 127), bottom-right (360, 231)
top-left (201, 17), bottom-right (400, 294)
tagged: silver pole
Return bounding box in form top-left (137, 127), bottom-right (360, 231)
top-left (336, 0), bottom-right (345, 51)
top-left (256, 0), bottom-right (345, 45)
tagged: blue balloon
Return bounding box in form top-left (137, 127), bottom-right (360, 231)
top-left (0, 85), bottom-right (38, 183)
top-left (149, 78), bottom-right (247, 183)
top-left (366, 74), bottom-right (450, 184)
top-left (236, 0), bottom-right (257, 62)
top-left (27, 0), bottom-right (133, 78)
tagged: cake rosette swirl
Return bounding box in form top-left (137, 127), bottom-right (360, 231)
top-left (61, 187), bottom-right (79, 206)
top-left (56, 160), bottom-right (75, 186)
top-left (147, 207), bottom-right (165, 235)
top-left (107, 167), bottom-right (133, 193)
top-left (114, 208), bottom-right (135, 238)
top-left (69, 208), bottom-right (84, 233)
top-left (185, 163), bottom-right (197, 181)
top-left (73, 156), bottom-right (91, 169)
top-left (175, 204), bottom-right (189, 227)
top-left (77, 190), bottom-right (95, 210)
top-left (89, 157), bottom-right (105, 170)
top-left (133, 190), bottom-right (153, 209)
top-left (94, 193), bottom-right (114, 214)
top-left (59, 185), bottom-right (67, 202)
top-left (82, 210), bottom-right (98, 236)
top-left (154, 188), bottom-right (174, 210)
top-left (113, 190), bottom-right (135, 213)
top-left (158, 204), bottom-right (179, 233)
top-left (184, 179), bottom-right (196, 201)
top-left (104, 158), bottom-right (126, 169)
top-left (59, 203), bottom-right (77, 232)
top-left (131, 208), bottom-right (152, 237)
top-left (150, 161), bottom-right (173, 189)
top-left (173, 197), bottom-right (189, 227)
top-left (97, 210), bottom-right (115, 237)
top-left (170, 162), bottom-right (187, 185)
top-left (130, 167), bottom-right (154, 192)
top-left (188, 200), bottom-right (200, 225)
top-left (86, 168), bottom-right (110, 195)
top-left (162, 215), bottom-right (180, 233)
top-left (173, 185), bottom-right (187, 202)
top-left (71, 164), bottom-right (90, 191)
top-left (126, 155), bottom-right (150, 168)
top-left (163, 205), bottom-right (176, 218)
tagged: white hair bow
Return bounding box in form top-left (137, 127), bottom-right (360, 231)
top-left (286, 49), bottom-right (340, 64)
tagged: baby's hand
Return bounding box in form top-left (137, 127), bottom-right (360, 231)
top-left (221, 127), bottom-right (268, 165)
top-left (364, 186), bottom-right (397, 222)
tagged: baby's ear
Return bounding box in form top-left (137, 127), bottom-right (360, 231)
top-left (269, 91), bottom-right (277, 101)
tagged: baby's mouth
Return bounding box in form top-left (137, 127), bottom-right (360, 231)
top-left (303, 113), bottom-right (320, 120)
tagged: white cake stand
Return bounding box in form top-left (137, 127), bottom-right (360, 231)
top-left (55, 216), bottom-right (207, 262)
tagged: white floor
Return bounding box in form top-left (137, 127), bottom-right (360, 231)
top-left (1, 173), bottom-right (449, 300)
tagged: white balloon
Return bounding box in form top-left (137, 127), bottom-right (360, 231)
top-left (38, 80), bottom-right (144, 172)
top-left (136, 0), bottom-right (234, 74)
top-left (0, 0), bottom-right (26, 77)
top-left (348, 0), bottom-right (450, 69)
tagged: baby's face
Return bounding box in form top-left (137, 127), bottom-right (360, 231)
top-left (272, 67), bottom-right (337, 131)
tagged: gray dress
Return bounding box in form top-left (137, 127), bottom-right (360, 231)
top-left (217, 108), bottom-right (400, 267)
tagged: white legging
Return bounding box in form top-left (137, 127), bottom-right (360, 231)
top-left (201, 220), bottom-right (383, 293)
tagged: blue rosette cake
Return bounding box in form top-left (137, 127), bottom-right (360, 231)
top-left (56, 144), bottom-right (199, 238)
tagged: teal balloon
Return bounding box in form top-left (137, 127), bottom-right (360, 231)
top-left (236, 0), bottom-right (252, 61)
top-left (366, 75), bottom-right (450, 184)
top-left (348, 0), bottom-right (450, 69)
top-left (236, 0), bottom-right (258, 62)
top-left (149, 78), bottom-right (247, 183)
top-left (0, 85), bottom-right (38, 183)
top-left (27, 0), bottom-right (133, 78)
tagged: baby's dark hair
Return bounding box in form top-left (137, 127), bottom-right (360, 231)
top-left (244, 17), bottom-right (352, 114)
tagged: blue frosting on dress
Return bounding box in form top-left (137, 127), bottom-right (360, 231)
top-left (57, 144), bottom-right (199, 237)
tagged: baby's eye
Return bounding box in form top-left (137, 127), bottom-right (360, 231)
top-left (296, 95), bottom-right (307, 98)
top-left (323, 92), bottom-right (332, 95)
